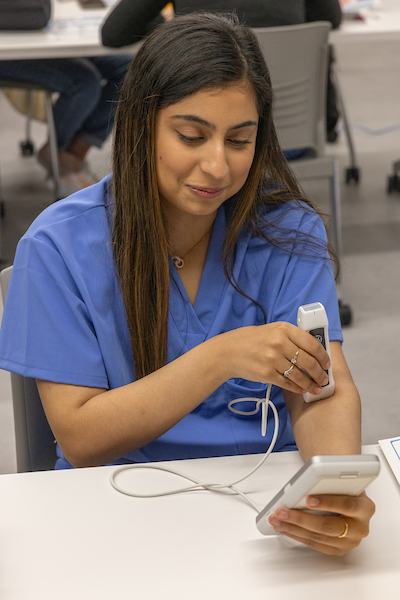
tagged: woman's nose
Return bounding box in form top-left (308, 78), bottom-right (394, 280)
top-left (200, 143), bottom-right (229, 180)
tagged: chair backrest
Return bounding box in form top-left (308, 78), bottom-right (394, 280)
top-left (253, 21), bottom-right (331, 157)
top-left (0, 266), bottom-right (57, 472)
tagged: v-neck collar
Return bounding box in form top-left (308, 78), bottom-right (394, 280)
top-left (169, 206), bottom-right (227, 338)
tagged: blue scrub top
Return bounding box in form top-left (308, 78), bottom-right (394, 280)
top-left (0, 174), bottom-right (343, 468)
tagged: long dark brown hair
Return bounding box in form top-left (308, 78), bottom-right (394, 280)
top-left (112, 11), bottom-right (331, 380)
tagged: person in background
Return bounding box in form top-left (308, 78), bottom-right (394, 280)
top-left (101, 0), bottom-right (342, 142)
top-left (0, 13), bottom-right (374, 556)
top-left (0, 55), bottom-right (133, 196)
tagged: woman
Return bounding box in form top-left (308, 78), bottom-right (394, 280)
top-left (0, 13), bottom-right (374, 555)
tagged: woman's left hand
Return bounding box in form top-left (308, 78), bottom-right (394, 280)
top-left (268, 492), bottom-right (376, 555)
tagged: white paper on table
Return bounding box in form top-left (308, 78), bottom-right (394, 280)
top-left (378, 437), bottom-right (400, 486)
top-left (340, 0), bottom-right (378, 13)
top-left (50, 17), bottom-right (104, 35)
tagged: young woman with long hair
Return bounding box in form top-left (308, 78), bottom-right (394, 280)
top-left (0, 13), bottom-right (374, 555)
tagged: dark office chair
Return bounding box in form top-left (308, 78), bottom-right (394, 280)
top-left (0, 265), bottom-right (57, 472)
top-left (0, 79), bottom-right (60, 200)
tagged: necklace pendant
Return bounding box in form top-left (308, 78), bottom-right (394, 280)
top-left (171, 256), bottom-right (184, 269)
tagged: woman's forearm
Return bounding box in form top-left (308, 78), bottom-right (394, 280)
top-left (284, 342), bottom-right (362, 461)
top-left (37, 333), bottom-right (232, 467)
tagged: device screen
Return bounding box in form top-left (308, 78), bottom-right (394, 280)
top-left (78, 0), bottom-right (106, 8)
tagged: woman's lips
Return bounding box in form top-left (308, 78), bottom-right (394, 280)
top-left (188, 185), bottom-right (226, 198)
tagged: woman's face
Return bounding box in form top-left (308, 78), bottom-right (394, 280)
top-left (155, 82), bottom-right (259, 221)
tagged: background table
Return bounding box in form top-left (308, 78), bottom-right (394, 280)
top-left (331, 0), bottom-right (400, 44)
top-left (0, 445), bottom-right (399, 599)
top-left (0, 0), bottom-right (137, 60)
top-left (2, 0), bottom-right (400, 61)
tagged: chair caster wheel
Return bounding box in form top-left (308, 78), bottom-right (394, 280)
top-left (345, 167), bottom-right (360, 185)
top-left (387, 160), bottom-right (400, 193)
top-left (339, 302), bottom-right (352, 327)
top-left (387, 174), bottom-right (400, 194)
top-left (20, 140), bottom-right (35, 156)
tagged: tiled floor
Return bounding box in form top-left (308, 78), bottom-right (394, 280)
top-left (1, 37), bottom-right (400, 474)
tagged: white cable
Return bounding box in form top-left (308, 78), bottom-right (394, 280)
top-left (228, 382), bottom-right (273, 437)
top-left (110, 383), bottom-right (278, 513)
top-left (338, 121), bottom-right (400, 136)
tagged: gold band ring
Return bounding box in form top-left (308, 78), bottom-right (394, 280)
top-left (338, 519), bottom-right (349, 539)
top-left (290, 350), bottom-right (299, 365)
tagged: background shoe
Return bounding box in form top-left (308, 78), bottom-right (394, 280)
top-left (44, 167), bottom-right (98, 198)
top-left (38, 143), bottom-right (98, 196)
top-left (57, 169), bottom-right (98, 198)
top-left (37, 143), bottom-right (82, 175)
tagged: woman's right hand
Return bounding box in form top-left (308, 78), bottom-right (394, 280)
top-left (220, 322), bottom-right (331, 397)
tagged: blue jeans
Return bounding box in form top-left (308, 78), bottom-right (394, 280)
top-left (0, 55), bottom-right (133, 149)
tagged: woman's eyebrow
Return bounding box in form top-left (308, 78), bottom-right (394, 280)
top-left (170, 115), bottom-right (257, 130)
top-left (170, 115), bottom-right (216, 129)
top-left (230, 120), bottom-right (258, 130)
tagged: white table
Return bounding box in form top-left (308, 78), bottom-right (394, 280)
top-left (331, 0), bottom-right (400, 44)
top-left (2, 0), bottom-right (400, 61)
top-left (0, 445), bottom-right (399, 599)
top-left (0, 0), bottom-right (138, 60)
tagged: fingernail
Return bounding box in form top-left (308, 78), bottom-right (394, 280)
top-left (325, 360), bottom-right (331, 369)
top-left (276, 509), bottom-right (289, 520)
top-left (307, 496), bottom-right (320, 508)
top-left (322, 378), bottom-right (329, 386)
top-left (269, 516), bottom-right (281, 527)
top-left (314, 387), bottom-right (322, 394)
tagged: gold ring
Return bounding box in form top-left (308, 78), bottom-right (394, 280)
top-left (338, 519), bottom-right (349, 539)
top-left (290, 350), bottom-right (299, 365)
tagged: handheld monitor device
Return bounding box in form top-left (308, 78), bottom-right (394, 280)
top-left (297, 302), bottom-right (334, 403)
top-left (256, 454), bottom-right (380, 535)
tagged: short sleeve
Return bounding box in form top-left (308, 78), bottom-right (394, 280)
top-left (269, 209), bottom-right (343, 341)
top-left (0, 235), bottom-right (109, 389)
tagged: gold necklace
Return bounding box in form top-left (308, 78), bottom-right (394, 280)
top-left (170, 227), bottom-right (213, 269)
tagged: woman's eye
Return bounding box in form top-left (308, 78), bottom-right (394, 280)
top-left (177, 133), bottom-right (203, 143)
top-left (227, 139), bottom-right (251, 147)
top-left (176, 132), bottom-right (251, 146)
